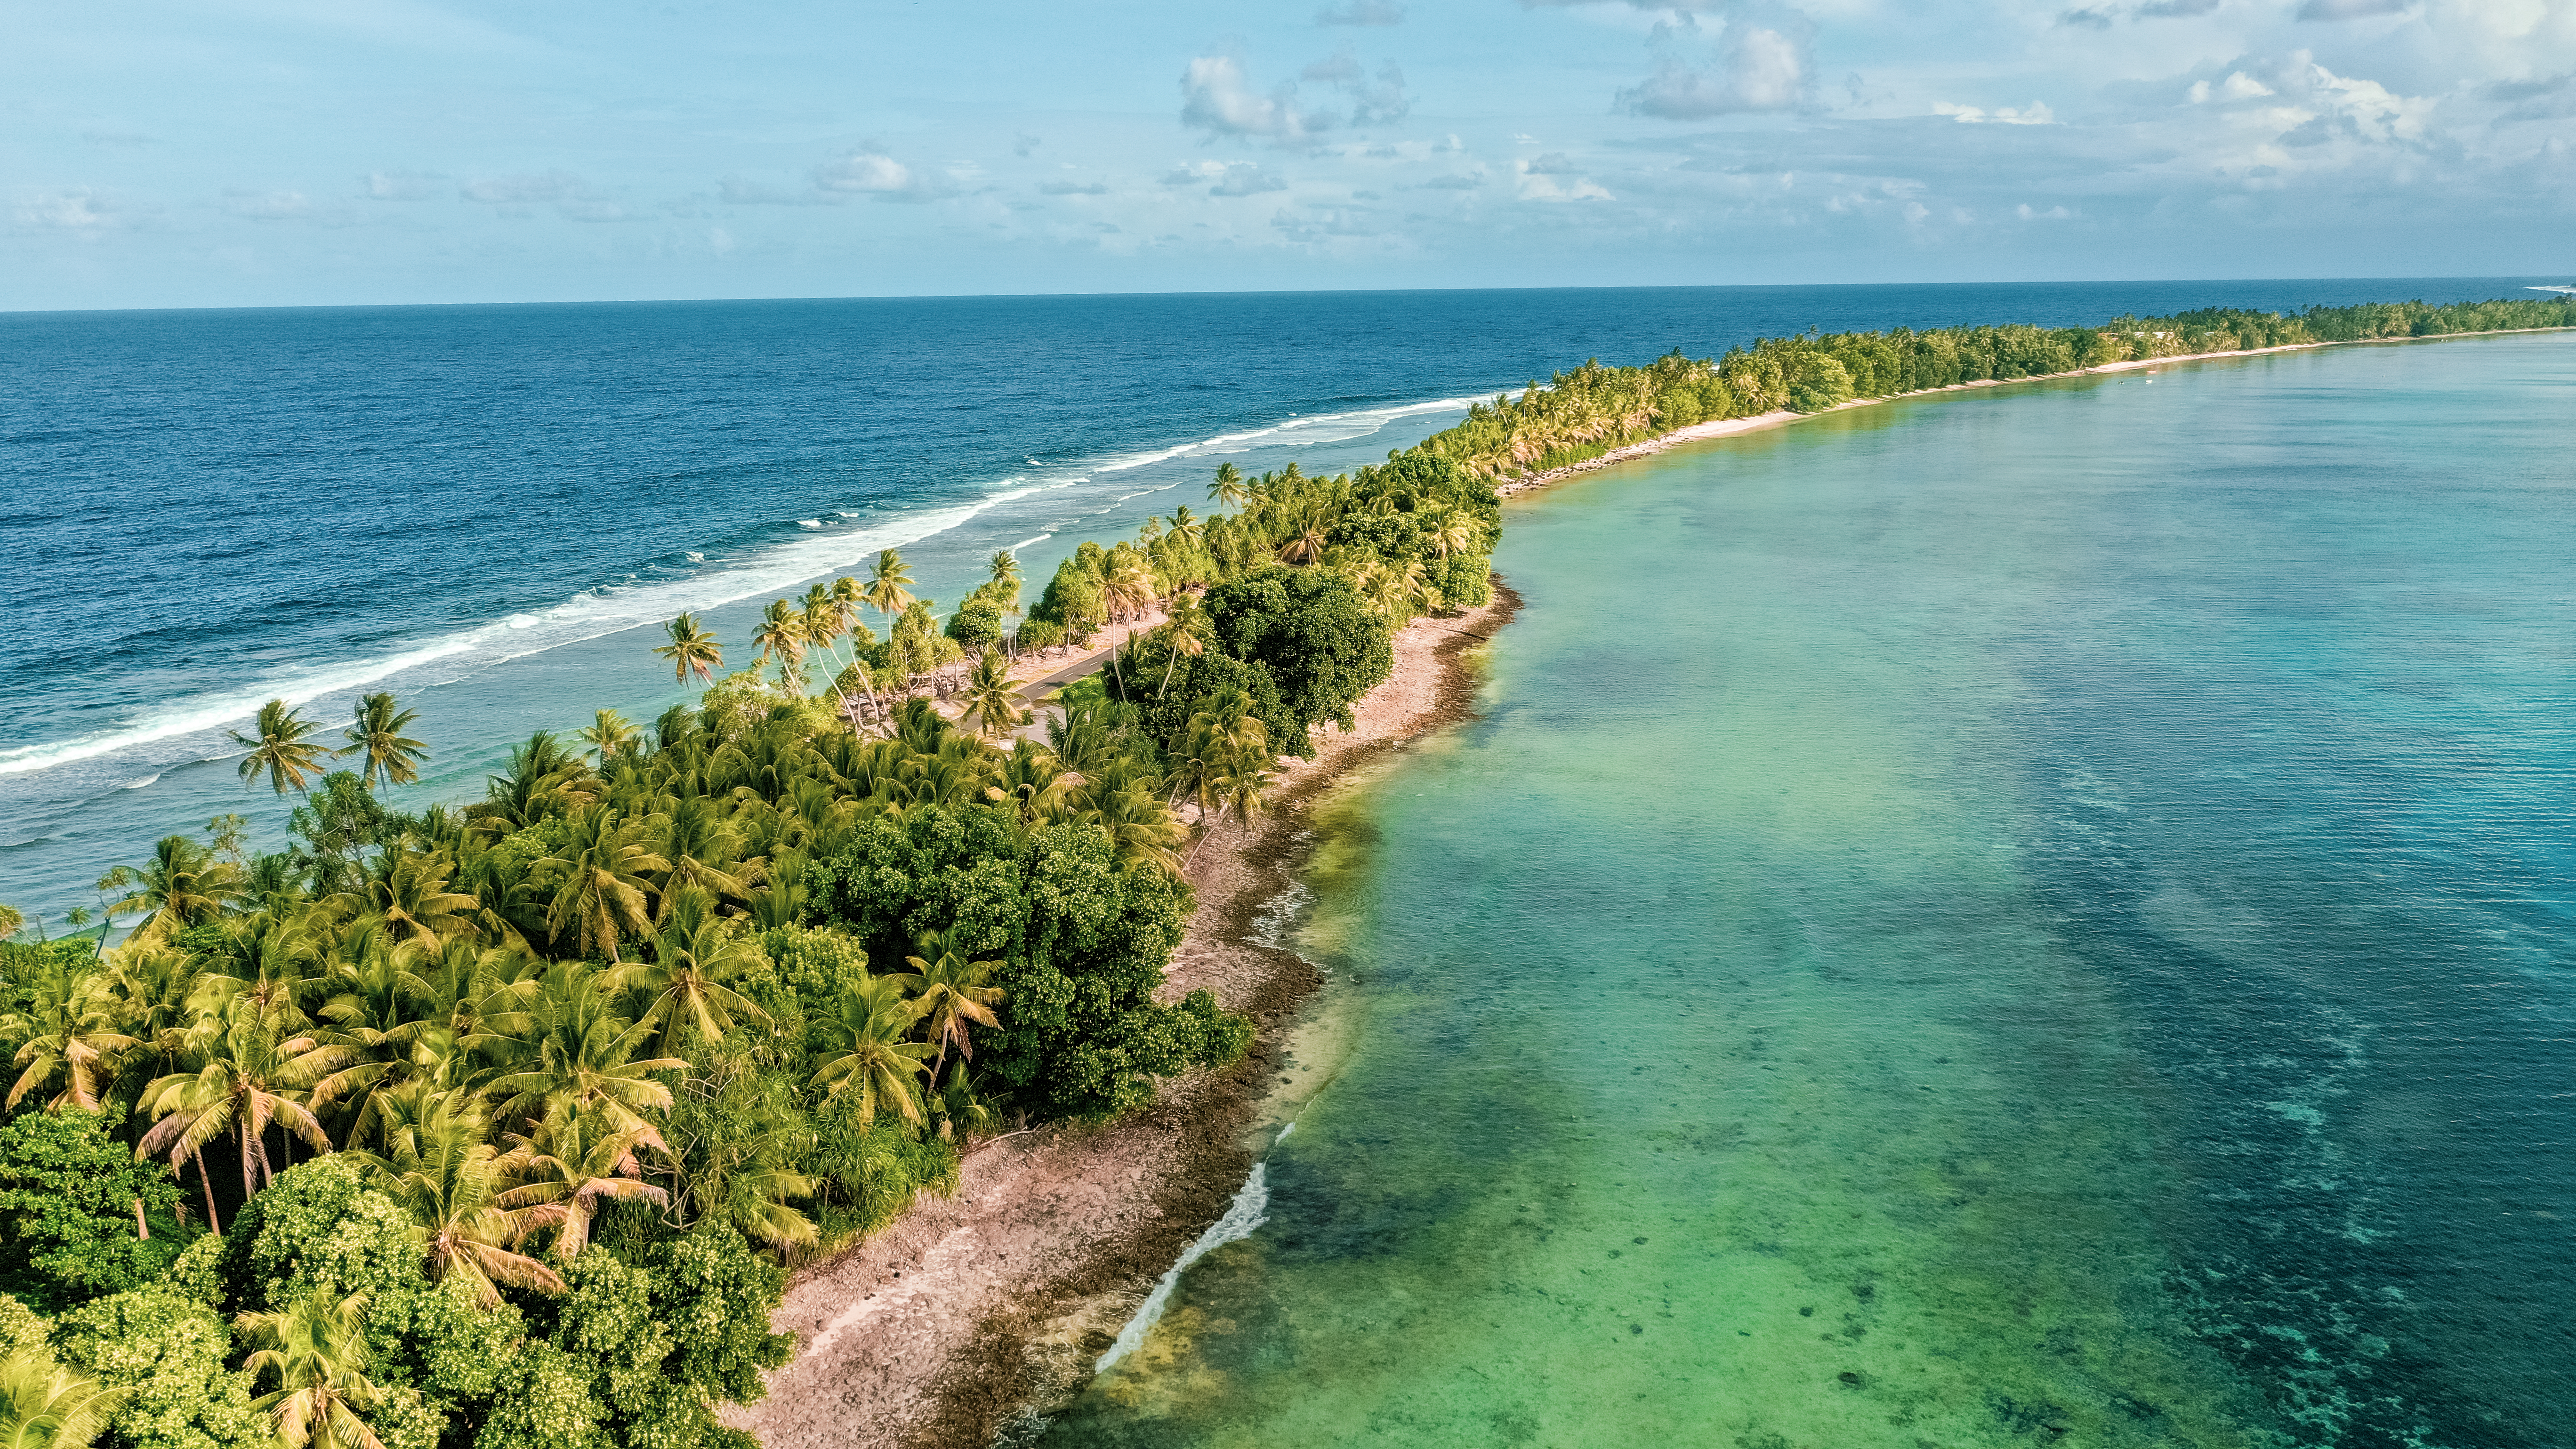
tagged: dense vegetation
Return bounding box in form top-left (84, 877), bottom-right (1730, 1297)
top-left (0, 443), bottom-right (1498, 1448)
top-left (1420, 293), bottom-right (2576, 480)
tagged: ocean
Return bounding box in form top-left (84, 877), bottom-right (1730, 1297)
top-left (0, 279), bottom-right (2552, 929)
top-left (1038, 328), bottom-right (2576, 1445)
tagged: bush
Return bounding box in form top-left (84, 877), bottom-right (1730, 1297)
top-left (1201, 567), bottom-right (1392, 745)
top-left (50, 1287), bottom-right (270, 1449)
top-left (944, 599), bottom-right (1003, 650)
top-left (1787, 353), bottom-right (1855, 413)
top-left (0, 1108), bottom-right (185, 1309)
top-left (1014, 618), bottom-right (1064, 653)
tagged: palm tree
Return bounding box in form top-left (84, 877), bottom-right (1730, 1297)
top-left (534, 808), bottom-right (668, 963)
top-left (579, 709), bottom-right (639, 765)
top-left (233, 700), bottom-right (331, 796)
top-left (135, 1000), bottom-right (339, 1202)
top-left (4, 958), bottom-right (135, 1112)
top-left (0, 1344), bottom-right (124, 1449)
top-left (1166, 504), bottom-right (1204, 547)
top-left (959, 650), bottom-right (1027, 741)
top-left (483, 964), bottom-right (684, 1141)
top-left (1154, 593), bottom-right (1211, 698)
top-left (338, 694), bottom-right (426, 794)
top-left (1276, 509), bottom-right (1330, 565)
top-left (750, 601), bottom-right (807, 690)
top-left (1071, 757), bottom-right (1189, 877)
top-left (1425, 508), bottom-right (1479, 560)
top-left (330, 848), bottom-right (475, 948)
top-left (864, 548), bottom-right (915, 624)
top-left (620, 889), bottom-right (773, 1055)
top-left (893, 934), bottom-right (1005, 1087)
top-left (654, 613), bottom-right (724, 684)
top-left (102, 835), bottom-right (242, 942)
top-left (235, 1289), bottom-right (388, 1449)
top-left (1207, 461), bottom-right (1249, 511)
top-left (649, 797), bottom-right (756, 918)
top-left (494, 1101), bottom-right (668, 1261)
top-left (348, 1092), bottom-right (562, 1305)
top-left (990, 739), bottom-right (1071, 829)
top-left (808, 975), bottom-right (932, 1126)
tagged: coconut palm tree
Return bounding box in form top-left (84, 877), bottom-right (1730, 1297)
top-left (1154, 593), bottom-right (1211, 698)
top-left (235, 1289), bottom-right (387, 1449)
top-left (4, 958), bottom-right (135, 1112)
top-left (1207, 461), bottom-right (1249, 511)
top-left (1071, 757), bottom-right (1188, 877)
top-left (1166, 504), bottom-right (1204, 547)
top-left (959, 650), bottom-right (1026, 741)
top-left (534, 808), bottom-right (668, 963)
top-left (750, 601), bottom-right (807, 690)
top-left (233, 700), bottom-right (331, 796)
top-left (809, 975), bottom-right (931, 1126)
top-left (483, 964), bottom-right (684, 1140)
top-left (1425, 508), bottom-right (1479, 560)
top-left (494, 1101), bottom-right (668, 1261)
top-left (619, 888), bottom-right (772, 1055)
top-left (989, 739), bottom-right (1071, 829)
top-left (648, 797), bottom-right (755, 918)
top-left (864, 548), bottom-right (915, 624)
top-left (1276, 509), bottom-right (1330, 566)
top-left (654, 613), bottom-right (724, 684)
top-left (330, 849), bottom-right (475, 948)
top-left (338, 694), bottom-right (427, 794)
top-left (102, 835), bottom-right (242, 942)
top-left (0, 1344), bottom-right (124, 1449)
top-left (893, 934), bottom-right (1005, 1087)
top-left (578, 709), bottom-right (639, 765)
top-left (347, 1092), bottom-right (562, 1305)
top-left (135, 1000), bottom-right (340, 1201)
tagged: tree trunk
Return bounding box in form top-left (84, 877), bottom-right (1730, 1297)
top-left (134, 1197), bottom-right (149, 1240)
top-left (194, 1148), bottom-right (222, 1235)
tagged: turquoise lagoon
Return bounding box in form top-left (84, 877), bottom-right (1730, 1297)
top-left (1042, 335), bottom-right (2576, 1448)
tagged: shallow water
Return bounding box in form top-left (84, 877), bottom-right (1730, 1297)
top-left (1042, 335), bottom-right (2576, 1447)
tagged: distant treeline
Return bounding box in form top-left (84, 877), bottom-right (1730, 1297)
top-left (1416, 295), bottom-right (2576, 480)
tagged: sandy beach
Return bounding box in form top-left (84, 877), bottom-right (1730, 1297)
top-left (1489, 327), bottom-right (2572, 500)
top-left (724, 585), bottom-right (1517, 1449)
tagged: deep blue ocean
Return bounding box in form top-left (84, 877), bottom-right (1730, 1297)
top-left (0, 279), bottom-right (2553, 926)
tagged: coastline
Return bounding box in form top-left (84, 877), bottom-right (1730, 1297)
top-left (1489, 324), bottom-right (2576, 499)
top-left (724, 583), bottom-right (1520, 1449)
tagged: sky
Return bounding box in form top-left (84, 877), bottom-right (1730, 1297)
top-left (6, 0), bottom-right (2574, 309)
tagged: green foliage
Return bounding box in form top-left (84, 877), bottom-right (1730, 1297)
top-left (469, 1341), bottom-right (602, 1449)
top-left (0, 1110), bottom-right (184, 1310)
top-left (1202, 567), bottom-right (1392, 744)
top-left (651, 1225), bottom-right (793, 1408)
top-left (0, 1295), bottom-right (46, 1357)
top-left (49, 1288), bottom-right (268, 1449)
top-left (943, 598), bottom-right (1003, 650)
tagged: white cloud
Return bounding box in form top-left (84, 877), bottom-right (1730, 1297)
top-left (2297, 0), bottom-right (2409, 18)
top-left (459, 170), bottom-right (630, 221)
top-left (812, 146), bottom-right (952, 202)
top-left (1181, 54), bottom-right (1332, 142)
top-left (1934, 100), bottom-right (2056, 123)
top-left (1618, 17), bottom-right (1813, 118)
top-left (220, 189), bottom-right (312, 220)
top-left (13, 188), bottom-right (135, 231)
top-left (361, 170), bottom-right (442, 201)
top-left (1514, 156), bottom-right (1611, 201)
top-left (1039, 179), bottom-right (1111, 195)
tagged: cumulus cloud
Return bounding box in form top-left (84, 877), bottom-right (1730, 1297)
top-left (1317, 0), bottom-right (1404, 23)
top-left (1301, 45), bottom-right (1411, 125)
top-left (1182, 54), bottom-right (1333, 142)
top-left (220, 189), bottom-right (312, 220)
top-left (459, 170), bottom-right (630, 221)
top-left (361, 170), bottom-right (442, 201)
top-left (812, 145), bottom-right (952, 202)
top-left (1618, 16), bottom-right (1813, 118)
top-left (13, 188), bottom-right (136, 231)
top-left (1418, 172), bottom-right (1484, 188)
top-left (1040, 179), bottom-right (1110, 195)
top-left (2064, 0), bottom-right (2220, 24)
top-left (1514, 155), bottom-right (1610, 201)
top-left (1934, 100), bottom-right (2056, 123)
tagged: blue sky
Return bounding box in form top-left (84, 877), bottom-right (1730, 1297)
top-left (7, 0), bottom-right (2573, 308)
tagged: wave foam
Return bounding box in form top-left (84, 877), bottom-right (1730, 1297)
top-left (1095, 1162), bottom-right (1269, 1376)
